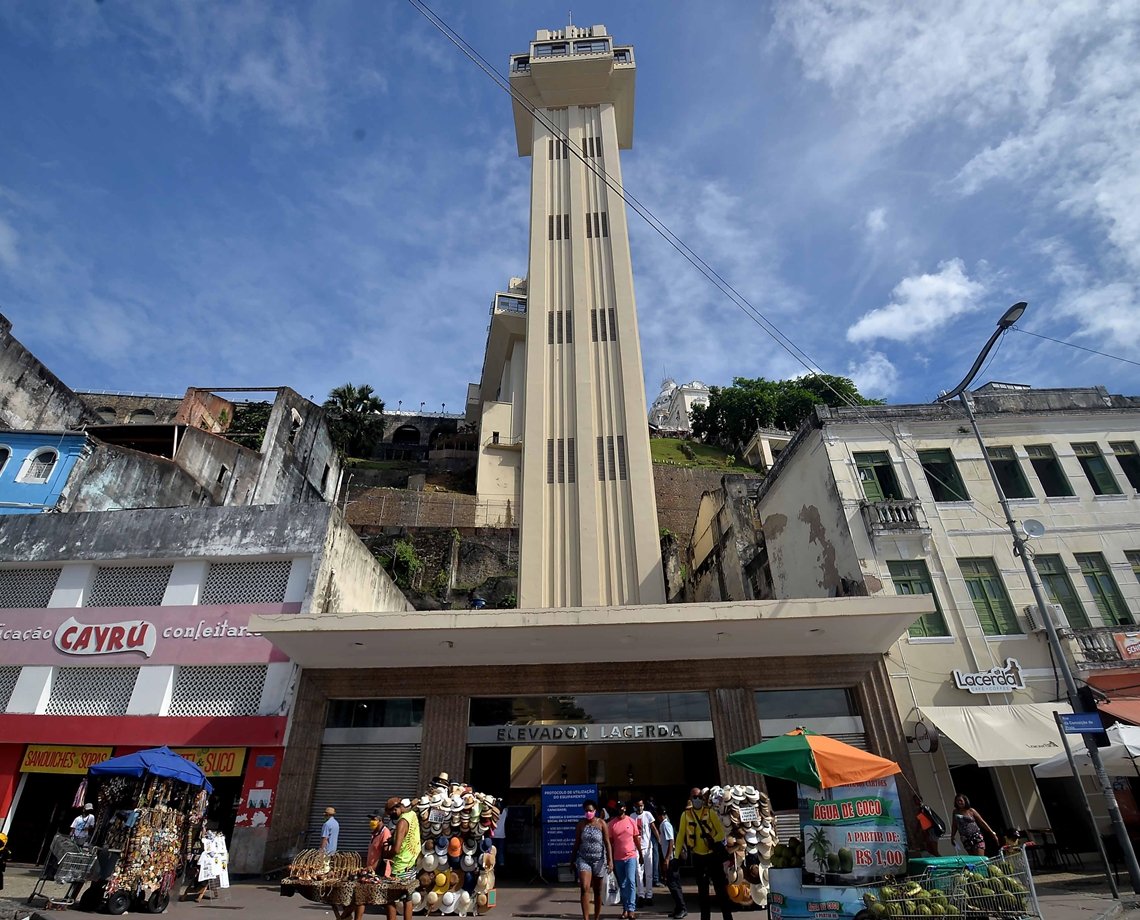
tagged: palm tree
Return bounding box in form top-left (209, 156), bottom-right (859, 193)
top-left (807, 826), bottom-right (832, 882)
top-left (323, 383), bottom-right (385, 458)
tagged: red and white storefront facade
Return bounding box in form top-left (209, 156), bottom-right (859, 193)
top-left (0, 557), bottom-right (309, 871)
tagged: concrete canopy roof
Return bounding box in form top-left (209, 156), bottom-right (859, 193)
top-left (250, 595), bottom-right (932, 669)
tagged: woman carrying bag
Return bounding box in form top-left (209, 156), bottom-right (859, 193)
top-left (572, 799), bottom-right (615, 920)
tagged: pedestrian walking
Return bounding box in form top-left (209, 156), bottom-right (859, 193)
top-left (571, 798), bottom-right (614, 920)
top-left (608, 801), bottom-right (642, 920)
top-left (658, 810), bottom-right (686, 918)
top-left (635, 799), bottom-right (656, 905)
top-left (321, 806), bottom-right (340, 855)
top-left (675, 789), bottom-right (732, 920)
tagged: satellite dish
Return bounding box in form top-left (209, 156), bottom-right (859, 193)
top-left (1022, 519), bottom-right (1046, 539)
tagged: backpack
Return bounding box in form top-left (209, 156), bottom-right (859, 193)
top-left (921, 805), bottom-right (947, 838)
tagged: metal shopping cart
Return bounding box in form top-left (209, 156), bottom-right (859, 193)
top-left (26, 833), bottom-right (102, 908)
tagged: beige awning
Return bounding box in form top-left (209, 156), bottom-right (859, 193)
top-left (920, 702), bottom-right (1072, 768)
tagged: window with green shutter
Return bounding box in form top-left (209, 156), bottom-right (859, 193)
top-left (1072, 443), bottom-right (1122, 495)
top-left (987, 446), bottom-right (1033, 499)
top-left (1127, 551), bottom-right (1140, 586)
top-left (1026, 445), bottom-right (1073, 497)
top-left (1110, 442), bottom-right (1140, 492)
top-left (887, 560), bottom-right (950, 638)
top-left (854, 451), bottom-right (904, 501)
top-left (1075, 553), bottom-right (1132, 625)
top-left (918, 449), bottom-right (970, 502)
top-left (958, 557), bottom-right (1022, 635)
top-left (1033, 554), bottom-right (1090, 629)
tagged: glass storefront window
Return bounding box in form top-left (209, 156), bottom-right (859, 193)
top-left (469, 692), bottom-right (711, 725)
top-left (326, 698), bottom-right (425, 728)
top-left (754, 688), bottom-right (856, 720)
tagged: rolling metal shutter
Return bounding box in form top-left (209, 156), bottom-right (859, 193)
top-left (830, 731), bottom-right (868, 751)
top-left (308, 744), bottom-right (421, 854)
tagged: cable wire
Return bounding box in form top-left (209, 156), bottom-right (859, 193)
top-left (404, 0), bottom-right (1016, 533)
top-left (1011, 327), bottom-right (1140, 370)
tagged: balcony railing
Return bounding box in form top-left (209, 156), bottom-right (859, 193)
top-left (859, 498), bottom-right (927, 534)
top-left (1067, 626), bottom-right (1140, 670)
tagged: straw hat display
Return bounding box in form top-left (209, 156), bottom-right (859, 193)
top-left (705, 783), bottom-right (777, 907)
top-left (411, 777), bottom-right (501, 915)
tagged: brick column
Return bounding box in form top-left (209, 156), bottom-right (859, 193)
top-left (267, 671), bottom-right (327, 866)
top-left (711, 687), bottom-right (765, 788)
top-left (419, 694), bottom-right (470, 789)
top-left (856, 657), bottom-right (922, 844)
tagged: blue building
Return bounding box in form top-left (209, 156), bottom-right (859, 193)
top-left (0, 432), bottom-right (86, 514)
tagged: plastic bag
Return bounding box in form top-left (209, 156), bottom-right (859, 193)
top-left (605, 870), bottom-right (621, 906)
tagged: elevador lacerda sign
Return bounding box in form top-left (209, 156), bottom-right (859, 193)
top-left (468, 720), bottom-right (714, 745)
top-left (951, 658), bottom-right (1026, 694)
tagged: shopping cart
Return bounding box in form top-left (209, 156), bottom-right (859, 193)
top-left (857, 848), bottom-right (1042, 919)
top-left (27, 833), bottom-right (101, 908)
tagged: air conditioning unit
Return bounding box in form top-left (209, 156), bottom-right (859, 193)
top-left (1024, 603), bottom-right (1068, 633)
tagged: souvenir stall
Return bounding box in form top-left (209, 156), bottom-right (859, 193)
top-left (689, 783), bottom-right (779, 910)
top-left (728, 729), bottom-right (1042, 920)
top-left (282, 773), bottom-right (503, 917)
top-left (62, 746), bottom-right (211, 915)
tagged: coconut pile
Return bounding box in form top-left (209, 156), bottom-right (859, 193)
top-left (409, 773), bottom-right (501, 916)
top-left (703, 783), bottom-right (778, 909)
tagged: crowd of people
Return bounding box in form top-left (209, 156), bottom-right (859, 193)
top-left (570, 788), bottom-right (734, 920)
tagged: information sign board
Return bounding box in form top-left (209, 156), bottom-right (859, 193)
top-left (541, 784), bottom-right (597, 875)
top-left (797, 777), bottom-right (905, 886)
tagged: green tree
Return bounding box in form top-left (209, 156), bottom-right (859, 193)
top-left (323, 383), bottom-right (386, 458)
top-left (690, 374), bottom-right (879, 450)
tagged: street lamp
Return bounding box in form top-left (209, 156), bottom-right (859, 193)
top-left (938, 302), bottom-right (1140, 893)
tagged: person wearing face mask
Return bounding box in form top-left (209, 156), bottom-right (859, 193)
top-left (347, 810), bottom-right (394, 920)
top-left (572, 799), bottom-right (613, 920)
top-left (608, 801), bottom-right (642, 919)
top-left (675, 789), bottom-right (732, 920)
top-left (384, 797), bottom-right (420, 920)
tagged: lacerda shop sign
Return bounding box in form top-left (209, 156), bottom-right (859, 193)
top-left (951, 658), bottom-right (1025, 694)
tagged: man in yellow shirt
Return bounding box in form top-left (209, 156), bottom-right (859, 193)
top-left (385, 797), bottom-right (421, 920)
top-left (674, 788), bottom-right (732, 920)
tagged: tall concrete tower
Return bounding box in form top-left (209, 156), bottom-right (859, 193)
top-left (504, 25), bottom-right (666, 609)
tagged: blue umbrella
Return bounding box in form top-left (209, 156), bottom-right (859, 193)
top-left (88, 745), bottom-right (214, 793)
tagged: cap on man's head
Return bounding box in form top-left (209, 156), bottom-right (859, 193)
top-left (368, 810), bottom-right (383, 820)
top-left (84, 803), bottom-right (94, 812)
top-left (325, 806), bottom-right (336, 816)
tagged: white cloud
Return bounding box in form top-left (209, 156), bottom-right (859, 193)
top-left (847, 258), bottom-right (985, 343)
top-left (0, 215), bottom-right (19, 270)
top-left (864, 207), bottom-right (887, 240)
top-left (847, 351), bottom-right (898, 397)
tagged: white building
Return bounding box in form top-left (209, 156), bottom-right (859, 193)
top-left (753, 385), bottom-right (1140, 846)
top-left (648, 378), bottom-right (710, 435)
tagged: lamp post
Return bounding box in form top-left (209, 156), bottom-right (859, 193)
top-left (938, 302), bottom-right (1140, 893)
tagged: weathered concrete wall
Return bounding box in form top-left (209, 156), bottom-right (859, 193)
top-left (253, 388), bottom-right (339, 505)
top-left (173, 426), bottom-right (261, 505)
top-left (174, 389), bottom-right (234, 432)
top-left (687, 476), bottom-right (770, 604)
top-left (0, 502), bottom-right (336, 565)
top-left (0, 315), bottom-right (101, 430)
top-left (308, 509), bottom-right (413, 613)
top-left (61, 441), bottom-right (211, 512)
top-left (755, 429), bottom-right (865, 598)
top-left (653, 464), bottom-right (758, 542)
top-left (76, 392), bottom-right (183, 425)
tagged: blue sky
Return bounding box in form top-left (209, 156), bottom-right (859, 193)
top-left (1, 1), bottom-right (1138, 413)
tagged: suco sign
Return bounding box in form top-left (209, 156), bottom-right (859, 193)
top-left (54, 617), bottom-right (157, 658)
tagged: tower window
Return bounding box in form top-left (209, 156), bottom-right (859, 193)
top-left (606, 436), bottom-right (616, 481)
top-left (557, 438), bottom-right (566, 483)
top-left (567, 438), bottom-right (576, 483)
top-left (547, 438), bottom-right (555, 485)
top-left (596, 437), bottom-right (605, 481)
top-left (548, 311), bottom-right (555, 344)
top-left (591, 310), bottom-right (600, 342)
top-left (557, 311), bottom-right (564, 344)
top-left (616, 435), bottom-right (628, 480)
top-left (608, 308), bottom-right (617, 338)
top-left (565, 311), bottom-right (573, 344)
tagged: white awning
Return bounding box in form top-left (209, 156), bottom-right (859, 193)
top-left (1034, 725), bottom-right (1140, 779)
top-left (920, 702), bottom-right (1072, 768)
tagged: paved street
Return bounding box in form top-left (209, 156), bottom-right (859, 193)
top-left (3, 864), bottom-right (1140, 920)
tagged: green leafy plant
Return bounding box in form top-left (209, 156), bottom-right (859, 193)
top-left (324, 383), bottom-right (386, 458)
top-left (432, 568), bottom-right (449, 597)
top-left (391, 539), bottom-right (424, 589)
